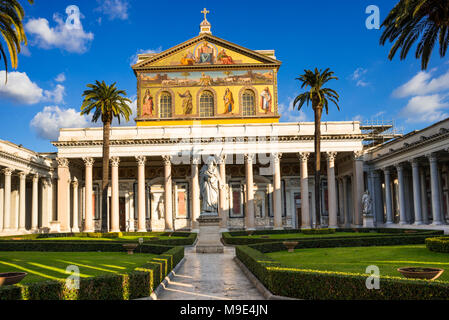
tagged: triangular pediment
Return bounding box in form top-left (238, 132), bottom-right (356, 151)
top-left (132, 34), bottom-right (281, 71)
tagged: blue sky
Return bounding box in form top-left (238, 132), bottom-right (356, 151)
top-left (0, 0), bottom-right (448, 152)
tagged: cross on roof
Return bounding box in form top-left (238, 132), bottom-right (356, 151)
top-left (201, 8), bottom-right (210, 21)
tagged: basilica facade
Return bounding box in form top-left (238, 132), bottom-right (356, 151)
top-left (0, 15), bottom-right (447, 236)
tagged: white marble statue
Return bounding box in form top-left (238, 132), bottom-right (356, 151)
top-left (199, 156), bottom-right (220, 215)
top-left (362, 190), bottom-right (373, 216)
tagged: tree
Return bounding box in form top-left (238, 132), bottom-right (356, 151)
top-left (380, 0), bottom-right (449, 70)
top-left (81, 81), bottom-right (132, 232)
top-left (0, 0), bottom-right (34, 82)
top-left (293, 68), bottom-right (340, 229)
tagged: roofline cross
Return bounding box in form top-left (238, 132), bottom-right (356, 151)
top-left (201, 8), bottom-right (210, 21)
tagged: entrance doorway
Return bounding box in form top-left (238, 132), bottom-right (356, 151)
top-left (119, 197), bottom-right (126, 231)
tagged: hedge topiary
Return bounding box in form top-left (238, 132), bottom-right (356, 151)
top-left (235, 245), bottom-right (449, 300)
top-left (426, 236), bottom-right (449, 253)
top-left (0, 245), bottom-right (184, 300)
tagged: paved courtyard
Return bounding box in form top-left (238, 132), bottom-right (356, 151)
top-left (157, 247), bottom-right (264, 300)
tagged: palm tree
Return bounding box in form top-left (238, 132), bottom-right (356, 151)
top-left (81, 81), bottom-right (132, 232)
top-left (0, 0), bottom-right (34, 82)
top-left (293, 68), bottom-right (340, 229)
top-left (380, 0), bottom-right (449, 70)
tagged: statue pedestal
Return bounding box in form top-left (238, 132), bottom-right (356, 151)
top-left (195, 215), bottom-right (224, 254)
top-left (363, 214), bottom-right (375, 228)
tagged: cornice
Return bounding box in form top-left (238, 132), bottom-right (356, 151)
top-left (0, 150), bottom-right (53, 171)
top-left (53, 134), bottom-right (365, 148)
top-left (367, 130), bottom-right (449, 164)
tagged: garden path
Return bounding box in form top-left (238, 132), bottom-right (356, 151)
top-left (156, 246), bottom-right (264, 300)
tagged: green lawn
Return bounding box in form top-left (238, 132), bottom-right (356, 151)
top-left (240, 232), bottom-right (390, 239)
top-left (267, 245), bottom-right (449, 282)
top-left (0, 251), bottom-right (157, 284)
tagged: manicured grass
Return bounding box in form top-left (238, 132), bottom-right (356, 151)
top-left (0, 251), bottom-right (157, 284)
top-left (241, 232), bottom-right (390, 239)
top-left (267, 245), bottom-right (449, 282)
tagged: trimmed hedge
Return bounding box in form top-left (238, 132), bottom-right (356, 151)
top-left (223, 229), bottom-right (443, 246)
top-left (236, 245), bottom-right (449, 300)
top-left (0, 245), bottom-right (184, 300)
top-left (0, 232), bottom-right (197, 246)
top-left (426, 236), bottom-right (449, 253)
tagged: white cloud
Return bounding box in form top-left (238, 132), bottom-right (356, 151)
top-left (20, 46), bottom-right (31, 57)
top-left (95, 0), bottom-right (130, 21)
top-left (393, 69), bottom-right (449, 98)
top-left (130, 47), bottom-right (162, 65)
top-left (279, 97), bottom-right (308, 122)
top-left (0, 71), bottom-right (43, 104)
top-left (352, 114), bottom-right (364, 122)
top-left (55, 73), bottom-right (66, 82)
top-left (399, 94), bottom-right (449, 123)
top-left (30, 106), bottom-right (89, 140)
top-left (44, 84), bottom-right (65, 104)
top-left (25, 11), bottom-right (94, 54)
top-left (0, 71), bottom-right (66, 105)
top-left (350, 68), bottom-right (370, 87)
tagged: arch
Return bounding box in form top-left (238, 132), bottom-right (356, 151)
top-left (238, 86), bottom-right (259, 117)
top-left (196, 88), bottom-right (217, 117)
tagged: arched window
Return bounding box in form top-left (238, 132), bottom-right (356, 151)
top-left (199, 91), bottom-right (214, 117)
top-left (160, 92), bottom-right (172, 118)
top-left (242, 90), bottom-right (256, 116)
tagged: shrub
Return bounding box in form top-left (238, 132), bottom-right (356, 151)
top-left (223, 229), bottom-right (443, 246)
top-left (0, 245), bottom-right (184, 300)
top-left (302, 228), bottom-right (336, 235)
top-left (426, 237), bottom-right (449, 253)
top-left (235, 245), bottom-right (449, 300)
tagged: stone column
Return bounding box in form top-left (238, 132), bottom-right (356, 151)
top-left (31, 174), bottom-right (39, 231)
top-left (136, 156), bottom-right (147, 232)
top-left (326, 152), bottom-right (338, 228)
top-left (57, 158), bottom-right (71, 232)
top-left (342, 176), bottom-right (350, 226)
top-left (245, 154), bottom-right (255, 230)
top-left (163, 155), bottom-right (173, 231)
top-left (128, 192), bottom-right (135, 232)
top-left (72, 178), bottom-right (80, 232)
top-left (44, 177), bottom-right (52, 228)
top-left (396, 164), bottom-right (407, 225)
top-left (191, 156), bottom-right (200, 232)
top-left (410, 159), bottom-right (423, 225)
top-left (428, 153), bottom-right (443, 225)
top-left (384, 168), bottom-right (394, 224)
top-left (273, 153), bottom-right (283, 230)
top-left (2, 168), bottom-right (13, 231)
top-left (299, 153), bottom-right (310, 228)
top-left (83, 157), bottom-right (94, 232)
top-left (218, 155), bottom-right (228, 231)
top-left (110, 157), bottom-right (120, 232)
top-left (420, 167), bottom-right (429, 224)
top-left (352, 151), bottom-right (364, 226)
top-left (18, 172), bottom-right (27, 231)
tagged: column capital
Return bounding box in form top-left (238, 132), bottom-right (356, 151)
top-left (57, 157), bottom-right (69, 168)
top-left (42, 178), bottom-right (50, 187)
top-left (110, 157), bottom-right (120, 167)
top-left (410, 158), bottom-right (420, 167)
top-left (162, 155), bottom-right (172, 165)
top-left (272, 153), bottom-right (282, 163)
top-left (427, 152), bottom-right (438, 163)
top-left (32, 173), bottom-right (39, 182)
top-left (298, 152), bottom-right (310, 162)
top-left (18, 171), bottom-right (27, 179)
top-left (135, 155), bottom-right (146, 166)
top-left (395, 162), bottom-right (405, 171)
top-left (353, 150), bottom-right (364, 160)
top-left (244, 153), bottom-right (255, 163)
top-left (2, 168), bottom-right (13, 176)
top-left (82, 157), bottom-right (94, 167)
top-left (326, 151), bottom-right (337, 162)
top-left (191, 155), bottom-right (201, 165)
top-left (72, 177), bottom-right (79, 188)
top-left (216, 154), bottom-right (227, 165)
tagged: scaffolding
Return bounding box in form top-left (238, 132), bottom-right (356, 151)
top-left (360, 119), bottom-right (403, 148)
